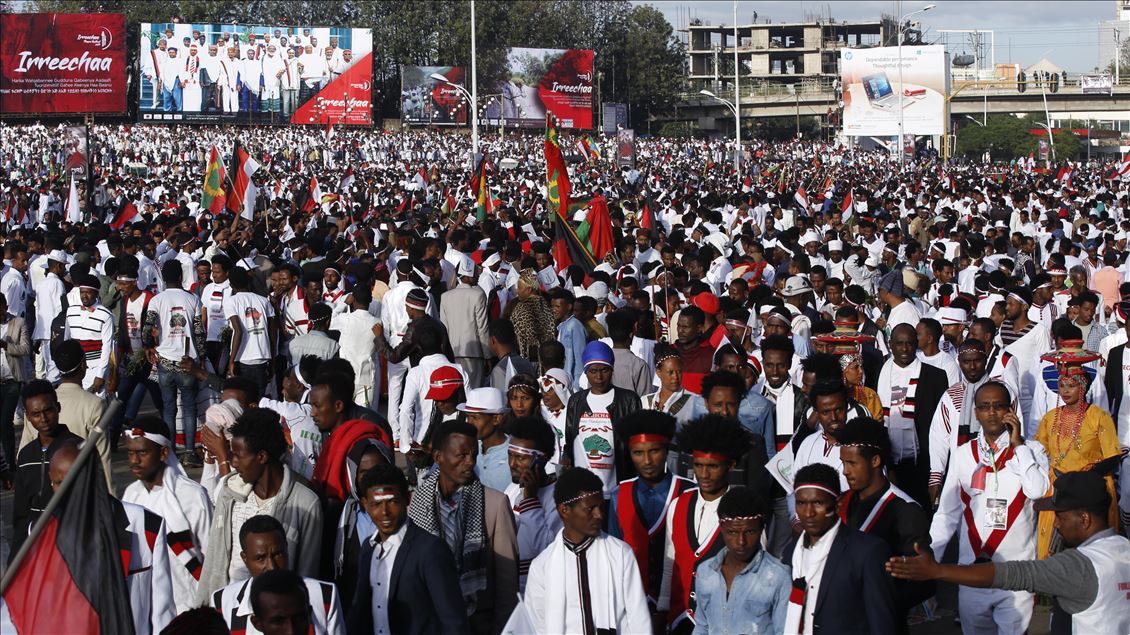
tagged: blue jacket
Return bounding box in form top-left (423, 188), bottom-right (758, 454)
top-left (346, 520), bottom-right (471, 635)
top-left (690, 389), bottom-right (775, 458)
top-left (692, 547), bottom-right (791, 635)
top-left (782, 526), bottom-right (897, 634)
top-left (557, 315), bottom-right (588, 383)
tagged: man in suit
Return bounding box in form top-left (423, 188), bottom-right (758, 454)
top-left (877, 323), bottom-right (950, 507)
top-left (783, 463), bottom-right (897, 634)
top-left (347, 463), bottom-right (470, 634)
top-left (439, 257), bottom-right (490, 389)
top-left (405, 419), bottom-right (518, 634)
top-left (0, 293), bottom-right (31, 465)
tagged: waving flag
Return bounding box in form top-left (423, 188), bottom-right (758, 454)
top-left (639, 194), bottom-right (657, 231)
top-left (1106, 154), bottom-right (1130, 180)
top-left (64, 175), bottom-right (81, 224)
top-left (201, 146), bottom-right (226, 215)
top-left (3, 191), bottom-right (15, 224)
top-left (469, 155), bottom-right (493, 222)
top-left (573, 194), bottom-right (615, 263)
top-left (793, 185), bottom-right (809, 213)
top-left (301, 175), bottom-right (322, 214)
top-left (544, 114), bottom-right (572, 222)
top-left (109, 201), bottom-right (139, 230)
top-left (226, 142), bottom-right (260, 221)
top-left (2, 438), bottom-right (134, 634)
top-left (841, 189), bottom-right (854, 221)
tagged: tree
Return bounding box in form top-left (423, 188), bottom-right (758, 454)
top-left (955, 114), bottom-right (1081, 161)
top-left (619, 4), bottom-right (685, 132)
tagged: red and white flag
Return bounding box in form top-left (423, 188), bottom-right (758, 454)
top-left (227, 146), bottom-right (260, 222)
top-left (302, 175), bottom-right (322, 213)
top-left (794, 185), bottom-right (809, 213)
top-left (840, 189), bottom-right (854, 220)
top-left (64, 176), bottom-right (81, 224)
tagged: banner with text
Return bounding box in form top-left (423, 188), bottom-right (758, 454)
top-left (0, 13), bottom-right (126, 115)
top-left (137, 23), bottom-right (372, 125)
top-left (401, 65), bottom-right (467, 126)
top-left (483, 48), bottom-right (594, 130)
top-left (840, 45), bottom-right (947, 137)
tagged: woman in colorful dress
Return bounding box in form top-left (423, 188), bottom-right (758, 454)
top-left (1034, 344), bottom-right (1121, 559)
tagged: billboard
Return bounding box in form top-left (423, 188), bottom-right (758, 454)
top-left (484, 48), bottom-right (594, 129)
top-left (0, 13), bottom-right (127, 115)
top-left (1081, 74), bottom-right (1114, 95)
top-left (401, 65), bottom-right (467, 126)
top-left (137, 23), bottom-right (373, 125)
top-left (840, 45), bottom-right (947, 137)
top-left (602, 102), bottom-right (628, 135)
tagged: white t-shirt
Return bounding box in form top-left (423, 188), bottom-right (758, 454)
top-left (224, 291), bottom-right (275, 364)
top-left (201, 280), bottom-right (232, 342)
top-left (149, 289), bottom-right (202, 361)
top-left (572, 390), bottom-right (617, 497)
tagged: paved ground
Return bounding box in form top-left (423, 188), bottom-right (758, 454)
top-left (0, 402), bottom-right (1050, 633)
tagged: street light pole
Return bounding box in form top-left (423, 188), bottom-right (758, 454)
top-left (470, 0), bottom-right (479, 167)
top-left (733, 0), bottom-right (741, 177)
top-left (700, 89), bottom-right (740, 183)
top-left (897, 2), bottom-right (935, 169)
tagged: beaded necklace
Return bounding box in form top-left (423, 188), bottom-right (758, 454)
top-left (1050, 401), bottom-right (1088, 465)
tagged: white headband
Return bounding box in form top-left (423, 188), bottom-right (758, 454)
top-left (794, 483), bottom-right (839, 498)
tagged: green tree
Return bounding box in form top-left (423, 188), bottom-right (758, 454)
top-left (955, 114), bottom-right (1081, 161)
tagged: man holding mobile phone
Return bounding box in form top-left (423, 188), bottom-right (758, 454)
top-left (503, 416), bottom-right (562, 591)
top-left (926, 381), bottom-right (1050, 634)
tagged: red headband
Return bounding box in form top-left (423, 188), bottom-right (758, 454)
top-left (629, 434), bottom-right (670, 446)
top-left (692, 450), bottom-right (732, 461)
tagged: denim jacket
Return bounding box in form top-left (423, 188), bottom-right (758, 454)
top-left (557, 315), bottom-right (587, 383)
top-left (691, 547), bottom-right (791, 635)
top-left (690, 389), bottom-right (776, 458)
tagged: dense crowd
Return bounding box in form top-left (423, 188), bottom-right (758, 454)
top-left (0, 120), bottom-right (1128, 635)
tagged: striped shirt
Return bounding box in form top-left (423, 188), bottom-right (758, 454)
top-left (62, 303), bottom-right (115, 388)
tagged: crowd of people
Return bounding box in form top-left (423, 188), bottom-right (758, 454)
top-left (1, 119), bottom-right (1129, 635)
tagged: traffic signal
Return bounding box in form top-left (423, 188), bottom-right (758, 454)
top-left (1017, 71), bottom-right (1027, 93)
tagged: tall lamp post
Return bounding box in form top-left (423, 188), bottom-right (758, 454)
top-left (897, 2), bottom-right (935, 168)
top-left (733, 0), bottom-right (741, 176)
top-left (431, 0), bottom-right (477, 167)
top-left (700, 90), bottom-right (741, 184)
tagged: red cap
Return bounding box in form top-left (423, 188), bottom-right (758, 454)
top-left (692, 291), bottom-right (721, 315)
top-left (426, 365), bottom-right (465, 400)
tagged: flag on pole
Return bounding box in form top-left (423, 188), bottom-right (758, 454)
top-left (793, 185), bottom-right (809, 213)
top-left (440, 189), bottom-right (457, 217)
top-left (1055, 165), bottom-right (1072, 186)
top-left (109, 201), bottom-right (139, 230)
top-left (840, 189), bottom-right (854, 221)
top-left (325, 122), bottom-right (335, 143)
top-left (64, 175), bottom-right (81, 224)
top-left (226, 142), bottom-right (260, 220)
top-left (639, 194), bottom-right (657, 231)
top-left (777, 170), bottom-right (787, 194)
top-left (1, 440), bottom-right (135, 634)
top-left (3, 191), bottom-right (15, 224)
top-left (573, 194), bottom-right (616, 263)
top-left (1106, 154), bottom-right (1130, 180)
top-left (201, 146), bottom-right (226, 215)
top-left (469, 155), bottom-right (493, 222)
top-left (301, 175), bottom-right (322, 214)
top-left (413, 167), bottom-right (429, 191)
top-left (543, 113), bottom-right (572, 222)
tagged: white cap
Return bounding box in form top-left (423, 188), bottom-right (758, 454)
top-left (456, 254), bottom-right (476, 278)
top-left (47, 249), bottom-right (69, 264)
top-left (827, 240), bottom-right (844, 252)
top-left (935, 306), bottom-right (968, 325)
top-left (456, 387), bottom-right (509, 414)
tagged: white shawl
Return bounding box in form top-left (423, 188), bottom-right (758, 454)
top-left (526, 532), bottom-right (651, 635)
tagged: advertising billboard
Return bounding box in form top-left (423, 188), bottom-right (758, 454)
top-left (602, 102), bottom-right (628, 135)
top-left (137, 23), bottom-right (373, 125)
top-left (401, 65), bottom-right (467, 126)
top-left (0, 13), bottom-right (127, 115)
top-left (840, 45), bottom-right (947, 137)
top-left (1081, 74), bottom-right (1114, 95)
top-left (487, 48), bottom-right (594, 129)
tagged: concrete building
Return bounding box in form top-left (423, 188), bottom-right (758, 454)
top-left (685, 19), bottom-right (892, 93)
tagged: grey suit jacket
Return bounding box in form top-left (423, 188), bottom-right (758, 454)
top-left (1, 316), bottom-right (31, 382)
top-left (439, 284), bottom-right (491, 359)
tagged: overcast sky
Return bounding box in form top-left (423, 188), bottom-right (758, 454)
top-left (640, 1), bottom-right (1121, 73)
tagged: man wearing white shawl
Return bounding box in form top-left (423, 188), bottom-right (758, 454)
top-left (525, 467), bottom-right (650, 635)
top-left (121, 415), bottom-right (214, 614)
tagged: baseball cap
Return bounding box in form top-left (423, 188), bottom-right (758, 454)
top-left (456, 387), bottom-right (509, 414)
top-left (425, 365), bottom-right (465, 401)
top-left (1033, 470), bottom-right (1112, 512)
top-left (47, 249), bottom-right (69, 264)
top-left (780, 275), bottom-right (813, 297)
top-left (691, 291), bottom-right (721, 315)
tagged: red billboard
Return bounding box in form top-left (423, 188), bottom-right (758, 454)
top-left (482, 48), bottom-right (594, 129)
top-left (0, 13), bottom-right (127, 115)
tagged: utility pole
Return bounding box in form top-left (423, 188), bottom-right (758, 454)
top-left (733, 0), bottom-right (741, 176)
